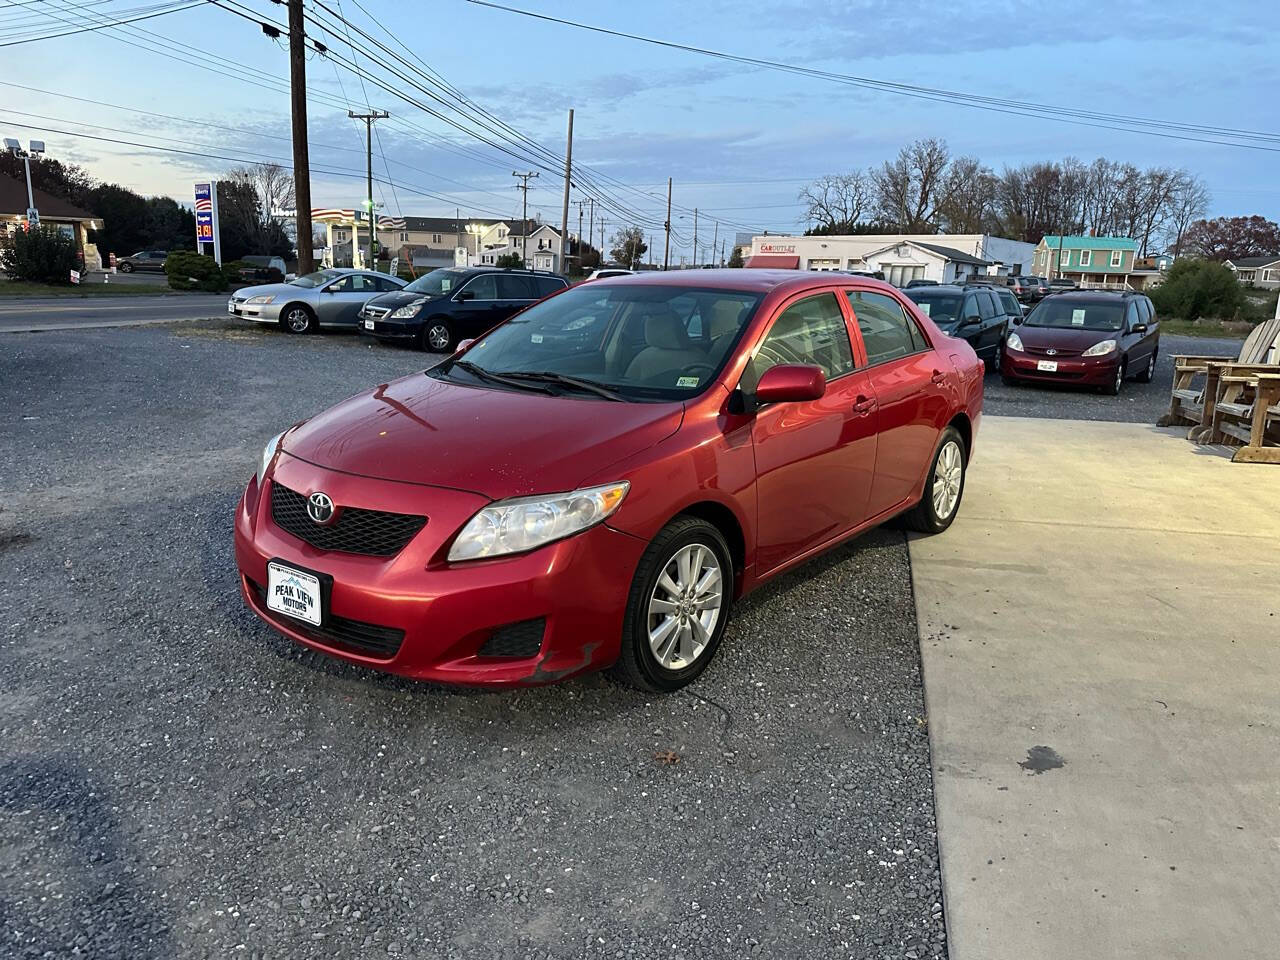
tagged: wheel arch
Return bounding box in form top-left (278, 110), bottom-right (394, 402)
top-left (947, 411), bottom-right (973, 462)
top-left (281, 300), bottom-right (316, 322)
top-left (675, 499), bottom-right (747, 599)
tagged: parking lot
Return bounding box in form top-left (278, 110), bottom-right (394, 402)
top-left (0, 319), bottom-right (1247, 959)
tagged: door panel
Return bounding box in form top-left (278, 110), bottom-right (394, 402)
top-left (452, 273), bottom-right (503, 337)
top-left (746, 291), bottom-right (878, 574)
top-left (863, 354), bottom-right (948, 515)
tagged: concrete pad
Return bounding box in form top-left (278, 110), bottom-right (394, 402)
top-left (910, 416), bottom-right (1280, 960)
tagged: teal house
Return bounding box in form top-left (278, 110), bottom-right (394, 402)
top-left (1032, 236), bottom-right (1139, 288)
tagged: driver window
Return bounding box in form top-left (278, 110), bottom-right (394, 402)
top-left (326, 275), bottom-right (354, 293)
top-left (741, 292), bottom-right (853, 393)
top-left (462, 274), bottom-right (498, 300)
top-left (978, 292), bottom-right (996, 320)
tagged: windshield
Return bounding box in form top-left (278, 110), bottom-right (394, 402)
top-left (289, 269), bottom-right (342, 288)
top-left (905, 291), bottom-right (964, 325)
top-left (404, 268), bottom-right (467, 296)
top-left (435, 284), bottom-right (764, 401)
top-left (1025, 299), bottom-right (1124, 331)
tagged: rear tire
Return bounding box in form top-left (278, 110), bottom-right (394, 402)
top-left (1135, 350), bottom-right (1157, 383)
top-left (609, 516), bottom-right (733, 693)
top-left (903, 427), bottom-right (966, 535)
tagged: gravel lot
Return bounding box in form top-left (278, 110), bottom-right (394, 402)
top-left (981, 332), bottom-right (1243, 424)
top-left (1, 320), bottom-right (944, 959)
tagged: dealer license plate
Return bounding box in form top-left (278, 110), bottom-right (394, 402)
top-left (266, 561), bottom-right (322, 626)
top-left (363, 319), bottom-right (375, 330)
top-left (227, 303), bottom-right (236, 315)
top-left (1036, 360), bottom-right (1058, 372)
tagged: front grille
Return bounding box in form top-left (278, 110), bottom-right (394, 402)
top-left (270, 483), bottom-right (427, 557)
top-left (478, 618), bottom-right (546, 658)
top-left (363, 305), bottom-right (390, 319)
top-left (249, 579), bottom-right (404, 658)
top-left (1027, 346), bottom-right (1082, 357)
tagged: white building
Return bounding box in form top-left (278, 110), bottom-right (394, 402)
top-left (471, 220), bottom-right (564, 272)
top-left (746, 233), bottom-right (1036, 286)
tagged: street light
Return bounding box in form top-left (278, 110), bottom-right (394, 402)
top-left (5, 137), bottom-right (44, 227)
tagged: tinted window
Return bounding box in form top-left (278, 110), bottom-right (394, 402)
top-left (1024, 298), bottom-right (1124, 332)
top-left (376, 276), bottom-right (402, 292)
top-left (978, 291), bottom-right (997, 320)
top-left (404, 268), bottom-right (466, 296)
top-left (1125, 301), bottom-right (1141, 329)
top-left (905, 290), bottom-right (963, 325)
top-left (847, 290), bottom-right (923, 363)
top-left (746, 293), bottom-right (854, 387)
top-left (534, 276), bottom-right (568, 296)
top-left (1137, 298), bottom-right (1152, 323)
top-left (497, 274), bottom-right (536, 299)
top-left (999, 291), bottom-right (1021, 316)
top-left (462, 274), bottom-right (498, 300)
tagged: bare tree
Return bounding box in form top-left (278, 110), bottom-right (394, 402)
top-left (798, 172), bottom-right (872, 232)
top-left (937, 156), bottom-right (996, 233)
top-left (872, 138), bottom-right (950, 232)
top-left (1164, 173), bottom-right (1210, 256)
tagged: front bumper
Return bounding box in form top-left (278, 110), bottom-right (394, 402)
top-left (357, 314), bottom-right (422, 341)
top-left (1001, 349), bottom-right (1119, 386)
top-left (228, 299), bottom-right (285, 323)
top-left (233, 454), bottom-right (647, 686)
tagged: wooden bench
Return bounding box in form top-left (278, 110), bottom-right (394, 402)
top-left (1159, 317), bottom-right (1280, 432)
top-left (1208, 371), bottom-right (1280, 464)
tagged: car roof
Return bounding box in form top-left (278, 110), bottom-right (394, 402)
top-left (592, 267), bottom-right (901, 295)
top-left (1045, 289), bottom-right (1143, 300)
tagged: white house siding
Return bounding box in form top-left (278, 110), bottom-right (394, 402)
top-left (749, 233), bottom-right (1034, 281)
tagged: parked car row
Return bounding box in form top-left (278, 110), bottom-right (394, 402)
top-left (228, 266), bottom-right (569, 349)
top-left (902, 282), bottom-right (1023, 370)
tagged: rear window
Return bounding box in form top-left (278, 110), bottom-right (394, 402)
top-left (534, 275), bottom-right (569, 296)
top-left (904, 290), bottom-right (964, 325)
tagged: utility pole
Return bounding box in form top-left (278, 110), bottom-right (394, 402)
top-left (512, 171), bottom-right (539, 267)
top-left (349, 110), bottom-right (389, 270)
top-left (663, 177), bottom-right (672, 271)
top-left (598, 218), bottom-right (608, 262)
top-left (692, 207), bottom-right (699, 268)
top-left (288, 0), bottom-right (313, 274)
top-left (711, 219), bottom-right (718, 268)
top-left (586, 197), bottom-right (595, 264)
top-left (559, 109), bottom-right (573, 276)
top-left (577, 201), bottom-right (585, 270)
top-left (648, 234), bottom-right (653, 267)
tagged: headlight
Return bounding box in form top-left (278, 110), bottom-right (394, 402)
top-left (390, 297), bottom-right (429, 319)
top-left (256, 431), bottom-right (284, 483)
top-left (1082, 339), bottom-right (1117, 357)
top-left (448, 482), bottom-right (630, 561)
top-left (1005, 332), bottom-right (1024, 352)
top-left (245, 295), bottom-right (275, 305)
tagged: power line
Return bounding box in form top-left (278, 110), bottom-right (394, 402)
top-left (463, 0), bottom-right (1280, 153)
top-left (0, 0), bottom-right (203, 45)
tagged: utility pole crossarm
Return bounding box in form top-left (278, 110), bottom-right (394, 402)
top-left (512, 171), bottom-right (539, 268)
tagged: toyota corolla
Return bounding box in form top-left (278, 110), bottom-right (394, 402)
top-left (235, 270), bottom-right (983, 691)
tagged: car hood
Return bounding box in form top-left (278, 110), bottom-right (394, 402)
top-left (1015, 324), bottom-right (1119, 350)
top-left (279, 373), bottom-right (685, 500)
top-left (233, 281), bottom-right (304, 299)
top-left (363, 290), bottom-right (445, 311)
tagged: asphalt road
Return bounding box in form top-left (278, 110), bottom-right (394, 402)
top-left (0, 294), bottom-right (227, 333)
top-left (1, 321), bottom-right (945, 959)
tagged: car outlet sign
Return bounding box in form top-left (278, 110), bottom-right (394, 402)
top-left (758, 242), bottom-right (796, 254)
top-left (194, 181), bottom-right (222, 265)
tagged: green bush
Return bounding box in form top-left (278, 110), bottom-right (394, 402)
top-left (1149, 258), bottom-right (1247, 321)
top-left (0, 225), bottom-right (78, 284)
top-left (494, 252), bottom-right (524, 269)
top-left (164, 251), bottom-right (235, 292)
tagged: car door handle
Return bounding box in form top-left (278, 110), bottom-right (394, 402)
top-left (931, 369), bottom-right (946, 385)
top-left (852, 395), bottom-right (876, 415)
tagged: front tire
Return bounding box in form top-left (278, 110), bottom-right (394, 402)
top-left (118, 262), bottom-right (134, 273)
top-left (422, 319), bottom-right (453, 353)
top-left (282, 304), bottom-right (316, 334)
top-left (1102, 360), bottom-right (1125, 395)
top-left (903, 427), bottom-right (966, 534)
top-left (609, 517), bottom-right (732, 692)
top-left (1000, 372), bottom-right (1019, 387)
top-left (1135, 350), bottom-right (1157, 383)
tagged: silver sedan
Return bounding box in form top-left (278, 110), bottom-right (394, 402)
top-left (228, 268), bottom-right (407, 333)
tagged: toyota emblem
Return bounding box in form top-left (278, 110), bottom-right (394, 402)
top-left (307, 491), bottom-right (335, 524)
top-left (1045, 348), bottom-right (1058, 356)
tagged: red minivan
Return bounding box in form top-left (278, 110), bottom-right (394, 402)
top-left (235, 270), bottom-right (983, 691)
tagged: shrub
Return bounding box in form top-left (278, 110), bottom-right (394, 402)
top-left (165, 251), bottom-right (231, 292)
top-left (0, 225), bottom-right (78, 284)
top-left (494, 252), bottom-right (524, 269)
top-left (1149, 258), bottom-right (1246, 321)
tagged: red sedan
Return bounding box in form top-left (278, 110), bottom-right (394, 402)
top-left (235, 270), bottom-right (983, 691)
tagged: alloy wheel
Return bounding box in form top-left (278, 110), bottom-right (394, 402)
top-left (427, 324), bottom-right (451, 351)
top-left (932, 440), bottom-right (964, 521)
top-left (647, 542), bottom-right (723, 670)
top-left (287, 307), bottom-right (311, 333)
top-left (1115, 364), bottom-right (1124, 393)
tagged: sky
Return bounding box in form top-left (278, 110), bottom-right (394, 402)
top-left (2, 0), bottom-right (1277, 261)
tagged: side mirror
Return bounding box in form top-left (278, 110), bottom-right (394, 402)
top-left (1130, 323), bottom-right (1148, 334)
top-left (755, 364), bottom-right (826, 405)
top-left (455, 290), bottom-right (474, 302)
top-left (959, 314), bottom-right (981, 327)
top-left (455, 339), bottom-right (475, 353)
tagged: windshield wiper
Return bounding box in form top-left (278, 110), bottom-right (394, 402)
top-left (448, 360), bottom-right (556, 394)
top-left (499, 370), bottom-right (626, 401)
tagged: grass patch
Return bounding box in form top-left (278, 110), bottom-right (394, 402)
top-left (1158, 318), bottom-right (1253, 339)
top-left (0, 280), bottom-right (180, 297)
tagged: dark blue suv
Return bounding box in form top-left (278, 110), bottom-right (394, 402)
top-left (358, 267), bottom-right (569, 352)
